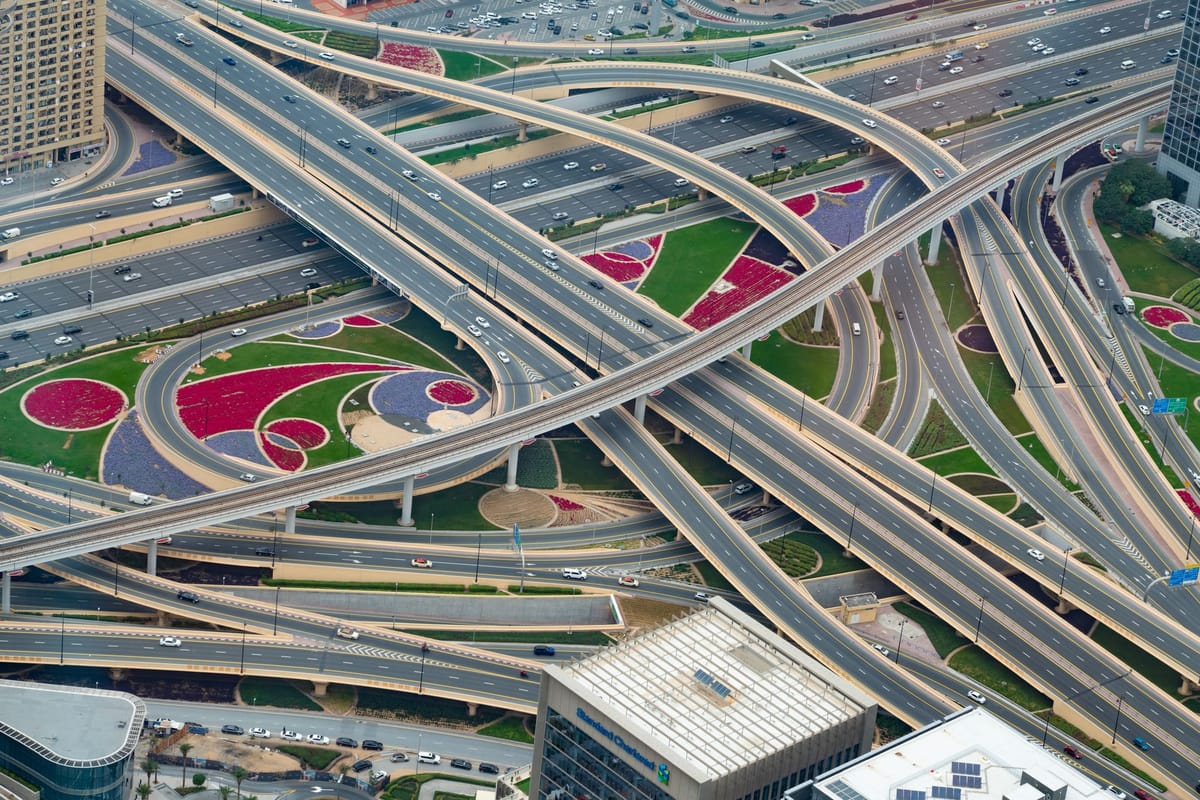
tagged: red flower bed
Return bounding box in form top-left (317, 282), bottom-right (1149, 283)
top-left (784, 193), bottom-right (816, 217)
top-left (550, 495), bottom-right (585, 511)
top-left (265, 418), bottom-right (329, 449)
top-left (684, 256), bottom-right (794, 330)
top-left (343, 315), bottom-right (380, 327)
top-left (260, 432), bottom-right (305, 471)
top-left (583, 252), bottom-right (647, 282)
top-left (177, 363), bottom-right (404, 439)
top-left (824, 179), bottom-right (865, 194)
top-left (23, 379), bottom-right (126, 430)
top-left (1179, 490), bottom-right (1200, 518)
top-left (1142, 305), bottom-right (1189, 328)
top-left (379, 42), bottom-right (442, 75)
top-left (428, 379), bottom-right (478, 405)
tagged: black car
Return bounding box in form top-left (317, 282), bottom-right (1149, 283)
top-left (352, 759), bottom-right (373, 773)
top-left (609, 183), bottom-right (624, 191)
top-left (637, 318), bottom-right (654, 328)
top-left (783, 116), bottom-right (797, 125)
top-left (254, 547), bottom-right (275, 557)
top-left (14, 308), bottom-right (32, 319)
top-left (113, 265), bottom-right (132, 275)
top-left (450, 758), bottom-right (473, 770)
top-left (1162, 55), bottom-right (1175, 63)
top-left (997, 89), bottom-right (1012, 98)
top-left (623, 47), bottom-right (639, 54)
top-left (222, 56), bottom-right (237, 66)
top-left (479, 762), bottom-right (500, 774)
top-left (177, 590), bottom-right (200, 603)
top-left (1075, 67), bottom-right (1089, 75)
top-left (10, 330), bottom-right (29, 340)
top-left (283, 95), bottom-right (297, 103)
top-left (724, 5), bottom-right (737, 12)
top-left (336, 737), bottom-right (358, 747)
top-left (588, 280), bottom-right (604, 290)
top-left (0, 351), bottom-right (9, 360)
top-left (751, 40), bottom-right (765, 47)
top-left (305, 281), bottom-right (321, 290)
top-left (1113, 303), bottom-right (1126, 315)
top-left (62, 325), bottom-right (82, 335)
top-left (184, 0), bottom-right (199, 6)
top-left (1084, 96), bottom-right (1099, 104)
top-left (365, 145), bottom-right (378, 154)
top-left (221, 724), bottom-right (245, 735)
top-left (773, 11), bottom-right (786, 17)
top-left (362, 739), bottom-right (384, 751)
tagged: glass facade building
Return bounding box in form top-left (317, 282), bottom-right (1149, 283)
top-left (0, 680), bottom-right (144, 800)
top-left (1158, 0), bottom-right (1200, 205)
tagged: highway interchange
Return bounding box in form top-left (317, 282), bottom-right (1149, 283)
top-left (1, 0), bottom-right (1200, 792)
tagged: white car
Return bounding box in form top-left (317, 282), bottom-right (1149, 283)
top-left (54, 335), bottom-right (72, 346)
top-left (411, 557), bottom-right (434, 568)
top-left (281, 729), bottom-right (303, 742)
top-left (972, 22), bottom-right (986, 29)
top-left (883, 75), bottom-right (898, 85)
top-left (50, 177), bottom-right (64, 186)
top-left (0, 292), bottom-right (18, 302)
top-left (563, 161), bottom-right (579, 170)
top-left (492, 180), bottom-right (508, 189)
top-left (426, 191), bottom-right (442, 202)
top-left (1027, 37), bottom-right (1041, 46)
top-left (497, 350), bottom-right (511, 363)
top-left (949, 66), bottom-right (964, 74)
top-left (238, 472), bottom-right (257, 482)
top-left (967, 690), bottom-right (987, 704)
top-left (1099, 25), bottom-right (1111, 33)
top-left (168, 188), bottom-right (184, 198)
top-left (300, 268), bottom-right (318, 277)
top-left (1138, 404), bottom-right (1151, 416)
top-left (936, 137), bottom-right (952, 146)
top-left (544, 260), bottom-right (560, 271)
top-left (693, 592), bottom-right (712, 602)
top-left (123, 272), bottom-right (142, 282)
top-left (1031, 42), bottom-right (1045, 51)
top-left (541, 248), bottom-right (557, 258)
top-left (587, 47), bottom-right (604, 54)
top-left (249, 727), bottom-right (270, 738)
top-left (862, 118), bottom-right (877, 128)
top-left (800, 32), bottom-right (815, 40)
top-left (0, 177), bottom-right (13, 186)
top-left (1156, 9), bottom-right (1171, 18)
top-left (719, 115), bottom-right (734, 123)
top-left (474, 316), bottom-right (490, 328)
top-left (230, 328), bottom-right (248, 337)
top-left (402, 169), bottom-right (419, 181)
top-left (933, 168), bottom-right (946, 179)
top-left (319, 51), bottom-right (336, 60)
top-left (1027, 548), bottom-right (1045, 561)
top-left (307, 734), bottom-right (330, 745)
top-left (159, 636), bottom-right (182, 647)
top-left (522, 178), bottom-right (540, 188)
top-left (871, 643), bottom-right (890, 657)
top-left (1042, 47), bottom-right (1056, 55)
top-left (284, 39), bottom-right (298, 47)
top-left (467, 324), bottom-right (483, 337)
top-left (1106, 786), bottom-right (1127, 800)
top-left (589, 163), bottom-right (607, 172)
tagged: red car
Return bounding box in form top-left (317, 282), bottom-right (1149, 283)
top-left (1132, 791), bottom-right (1153, 800)
top-left (1063, 745), bottom-right (1084, 760)
top-left (905, 13), bottom-right (918, 19)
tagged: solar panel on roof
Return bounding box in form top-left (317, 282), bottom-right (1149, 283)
top-left (694, 669), bottom-right (711, 684)
top-left (896, 789), bottom-right (926, 800)
top-left (951, 775), bottom-right (982, 789)
top-left (951, 762), bottom-right (981, 776)
top-left (931, 786), bottom-right (961, 799)
top-left (712, 682), bottom-right (731, 698)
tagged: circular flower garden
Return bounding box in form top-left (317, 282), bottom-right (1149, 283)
top-left (23, 379), bottom-right (127, 430)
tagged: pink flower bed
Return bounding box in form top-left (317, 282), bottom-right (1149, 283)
top-left (260, 432), bottom-right (305, 471)
top-left (379, 42), bottom-right (442, 75)
top-left (583, 251), bottom-right (646, 282)
top-left (550, 495), bottom-right (585, 511)
top-left (265, 418), bottom-right (329, 449)
top-left (342, 315), bottom-right (380, 327)
top-left (823, 179), bottom-right (866, 194)
top-left (23, 379), bottom-right (127, 430)
top-left (684, 256), bottom-right (793, 330)
top-left (1179, 490), bottom-right (1200, 517)
top-left (177, 363), bottom-right (405, 440)
top-left (1142, 306), bottom-right (1189, 328)
top-left (428, 379), bottom-right (478, 405)
top-left (784, 194), bottom-right (816, 217)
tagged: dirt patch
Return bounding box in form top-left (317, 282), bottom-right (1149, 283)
top-left (478, 488), bottom-right (556, 528)
top-left (350, 414), bottom-right (423, 452)
top-left (166, 733), bottom-right (301, 772)
top-left (618, 596), bottom-right (686, 629)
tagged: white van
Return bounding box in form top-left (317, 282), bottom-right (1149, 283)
top-left (851, 322), bottom-right (862, 336)
top-left (129, 491), bottom-right (154, 506)
top-left (1120, 59), bottom-right (1136, 70)
top-left (1, 227), bottom-right (20, 240)
top-left (562, 567), bottom-right (588, 581)
top-left (152, 195), bottom-right (172, 207)
top-left (417, 752), bottom-right (441, 764)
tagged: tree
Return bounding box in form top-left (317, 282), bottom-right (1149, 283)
top-left (179, 742), bottom-right (193, 788)
top-left (1121, 208), bottom-right (1155, 236)
top-left (140, 758), bottom-right (158, 787)
top-left (136, 782), bottom-right (152, 800)
top-left (192, 773), bottom-right (207, 789)
top-left (219, 785), bottom-right (233, 800)
top-left (231, 765), bottom-right (248, 800)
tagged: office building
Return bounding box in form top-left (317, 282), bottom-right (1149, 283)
top-left (0, 679), bottom-right (144, 800)
top-left (0, 0), bottom-right (106, 174)
top-left (791, 707), bottom-right (1112, 800)
top-left (1158, 0), bottom-right (1200, 205)
top-left (530, 598), bottom-right (877, 800)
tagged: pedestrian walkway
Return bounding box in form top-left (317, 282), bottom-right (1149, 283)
top-left (850, 604), bottom-right (944, 665)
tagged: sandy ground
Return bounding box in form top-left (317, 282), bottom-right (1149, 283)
top-left (161, 733), bottom-right (302, 772)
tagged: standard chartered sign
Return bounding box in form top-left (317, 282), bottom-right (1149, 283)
top-left (575, 707), bottom-right (658, 774)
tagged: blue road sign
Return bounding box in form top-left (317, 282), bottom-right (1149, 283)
top-left (1168, 566), bottom-right (1200, 586)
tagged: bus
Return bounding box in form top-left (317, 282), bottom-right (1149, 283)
top-left (945, 50), bottom-right (964, 61)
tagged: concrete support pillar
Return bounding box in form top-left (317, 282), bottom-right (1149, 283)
top-left (147, 540), bottom-right (158, 577)
top-left (811, 300), bottom-right (826, 332)
top-left (870, 263), bottom-right (883, 300)
top-left (1055, 597), bottom-right (1074, 615)
top-left (455, 337), bottom-right (466, 351)
top-left (672, 427), bottom-right (682, 445)
top-left (467, 702), bottom-right (478, 717)
top-left (516, 121), bottom-right (528, 142)
top-left (924, 222), bottom-right (943, 265)
top-left (365, 83), bottom-right (378, 101)
top-left (156, 610), bottom-right (170, 626)
top-left (312, 681), bottom-right (328, 697)
top-left (1052, 155), bottom-right (1065, 192)
top-left (633, 394), bottom-right (647, 425)
top-left (760, 490), bottom-right (771, 505)
top-left (1, 572), bottom-right (9, 614)
top-left (173, 132), bottom-right (183, 148)
top-left (601, 453), bottom-right (613, 467)
top-left (1179, 675), bottom-right (1197, 695)
top-left (741, 341), bottom-right (752, 360)
top-left (505, 442), bottom-right (520, 492)
top-left (285, 506), bottom-right (297, 534)
top-left (697, 188), bottom-right (710, 201)
top-left (400, 474), bottom-right (415, 526)
top-left (1136, 116), bottom-right (1149, 153)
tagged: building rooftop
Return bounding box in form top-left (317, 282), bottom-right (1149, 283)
top-left (812, 708), bottom-right (1109, 800)
top-left (0, 679), bottom-right (145, 766)
top-left (555, 599), bottom-right (874, 781)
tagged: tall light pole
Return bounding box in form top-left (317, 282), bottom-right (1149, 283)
top-left (974, 596), bottom-right (986, 643)
top-left (87, 223), bottom-right (96, 309)
top-left (510, 57), bottom-right (519, 94)
top-left (894, 618), bottom-right (908, 663)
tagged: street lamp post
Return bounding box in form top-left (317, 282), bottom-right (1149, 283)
top-left (474, 531), bottom-right (482, 583)
top-left (946, 282), bottom-right (956, 327)
top-left (87, 223), bottom-right (96, 310)
top-left (273, 585), bottom-right (280, 635)
top-left (1111, 694), bottom-right (1127, 745)
top-left (1017, 346), bottom-right (1031, 392)
top-left (845, 503), bottom-right (858, 551)
top-left (726, 417), bottom-right (738, 462)
top-left (510, 57), bottom-right (519, 94)
top-left (974, 596), bottom-right (986, 643)
top-left (1057, 547), bottom-right (1072, 597)
top-left (894, 619), bottom-right (907, 663)
top-left (239, 624), bottom-right (247, 673)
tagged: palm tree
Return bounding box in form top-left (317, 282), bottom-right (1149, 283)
top-left (135, 782), bottom-right (151, 800)
top-left (231, 765), bottom-right (248, 800)
top-left (218, 786), bottom-right (233, 800)
top-left (178, 742), bottom-right (193, 788)
top-left (139, 758), bottom-right (157, 787)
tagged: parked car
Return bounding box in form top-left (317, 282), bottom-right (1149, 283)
top-left (221, 725), bottom-right (245, 735)
top-left (363, 739), bottom-right (384, 751)
top-left (336, 737), bottom-right (358, 747)
top-left (307, 734), bottom-right (330, 745)
top-left (1063, 745), bottom-right (1084, 759)
top-left (451, 758), bottom-right (473, 770)
top-left (249, 727), bottom-right (270, 738)
top-left (281, 729), bottom-right (303, 742)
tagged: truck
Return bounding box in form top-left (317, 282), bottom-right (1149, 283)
top-left (945, 50), bottom-right (964, 61)
top-left (336, 627), bottom-right (359, 640)
top-left (0, 227), bottom-right (19, 240)
top-left (152, 195), bottom-right (172, 208)
top-left (186, 723), bottom-right (209, 735)
top-left (208, 192), bottom-right (235, 212)
top-left (175, 32), bottom-right (194, 46)
top-left (129, 491), bottom-right (153, 506)
top-left (152, 719), bottom-right (184, 737)
top-left (1123, 296), bottom-right (1135, 313)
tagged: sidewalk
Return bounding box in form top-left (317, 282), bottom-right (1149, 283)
top-left (850, 604), bottom-right (944, 666)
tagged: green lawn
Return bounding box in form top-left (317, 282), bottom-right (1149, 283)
top-left (1146, 351), bottom-right (1200, 455)
top-left (663, 436), bottom-right (742, 486)
top-left (861, 379), bottom-right (896, 435)
top-left (638, 218), bottom-right (758, 316)
top-left (414, 483), bottom-right (498, 531)
top-left (0, 346), bottom-right (153, 480)
top-left (1141, 320), bottom-right (1200, 362)
top-left (302, 323), bottom-right (461, 374)
top-left (908, 400), bottom-right (968, 458)
top-left (477, 715), bottom-right (535, 743)
top-left (438, 51), bottom-right (508, 81)
top-left (872, 301), bottom-right (897, 383)
top-left (1091, 623), bottom-right (1180, 695)
top-left (894, 601), bottom-right (968, 659)
top-left (946, 645), bottom-right (1051, 711)
top-left (238, 677), bottom-right (323, 710)
top-left (1099, 223), bottom-right (1198, 297)
top-left (554, 439), bottom-right (637, 490)
top-left (392, 309), bottom-right (494, 387)
top-left (187, 342), bottom-right (386, 384)
top-left (918, 446), bottom-right (997, 477)
top-left (795, 531), bottom-right (868, 577)
top-left (958, 347), bottom-right (1031, 436)
top-left (749, 330), bottom-right (839, 401)
top-left (926, 247), bottom-right (975, 332)
top-left (260, 373), bottom-right (379, 469)
top-left (694, 560), bottom-right (738, 590)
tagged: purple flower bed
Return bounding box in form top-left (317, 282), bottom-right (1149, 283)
top-left (369, 371), bottom-right (489, 419)
top-left (291, 321), bottom-right (342, 339)
top-left (206, 430), bottom-right (274, 467)
top-left (370, 304), bottom-right (408, 324)
top-left (101, 411), bottom-right (212, 498)
top-left (610, 239), bottom-right (654, 261)
top-left (1172, 322), bottom-right (1200, 341)
top-left (122, 140), bottom-right (177, 176)
top-left (265, 431), bottom-right (301, 450)
top-left (805, 176), bottom-right (886, 248)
